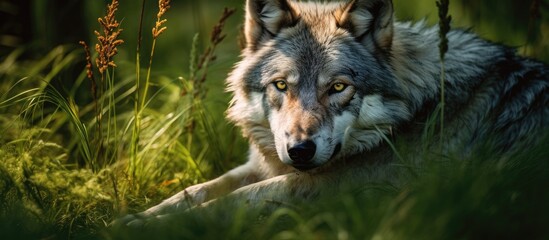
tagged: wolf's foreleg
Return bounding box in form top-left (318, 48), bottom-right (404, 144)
top-left (177, 160), bottom-right (400, 222)
top-left (112, 162), bottom-right (261, 227)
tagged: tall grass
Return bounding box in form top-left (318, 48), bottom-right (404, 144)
top-left (0, 0), bottom-right (547, 239)
top-left (436, 0), bottom-right (451, 145)
top-left (109, 133), bottom-right (549, 240)
top-left (0, 46), bottom-right (118, 238)
top-left (0, 1), bottom-right (237, 238)
top-left (130, 0), bottom-right (171, 189)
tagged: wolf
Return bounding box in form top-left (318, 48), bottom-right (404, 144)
top-left (116, 0), bottom-right (549, 227)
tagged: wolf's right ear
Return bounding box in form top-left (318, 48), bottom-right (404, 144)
top-left (244, 0), bottom-right (299, 51)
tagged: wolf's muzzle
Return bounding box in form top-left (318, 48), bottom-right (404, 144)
top-left (288, 140), bottom-right (316, 171)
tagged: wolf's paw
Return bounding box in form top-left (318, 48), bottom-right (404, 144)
top-left (110, 212), bottom-right (177, 229)
top-left (110, 203), bottom-right (186, 228)
top-left (110, 185), bottom-right (209, 228)
top-left (109, 212), bottom-right (148, 229)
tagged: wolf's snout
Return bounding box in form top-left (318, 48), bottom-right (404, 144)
top-left (287, 140), bottom-right (316, 170)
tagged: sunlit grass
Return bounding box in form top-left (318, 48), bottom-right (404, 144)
top-left (107, 133), bottom-right (549, 239)
top-left (0, 0), bottom-right (548, 239)
top-left (0, 3), bottom-right (235, 239)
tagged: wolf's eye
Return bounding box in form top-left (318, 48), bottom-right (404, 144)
top-left (274, 80), bottom-right (288, 92)
top-left (330, 83), bottom-right (347, 94)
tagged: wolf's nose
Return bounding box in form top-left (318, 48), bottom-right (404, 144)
top-left (288, 140), bottom-right (316, 167)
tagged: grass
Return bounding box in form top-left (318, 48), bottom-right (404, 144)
top-left (436, 0), bottom-right (451, 146)
top-left (106, 134), bottom-right (549, 240)
top-left (0, 0), bottom-right (548, 239)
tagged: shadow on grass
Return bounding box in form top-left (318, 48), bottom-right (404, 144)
top-left (103, 133), bottom-right (549, 240)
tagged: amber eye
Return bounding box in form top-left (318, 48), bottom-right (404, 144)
top-left (274, 80), bottom-right (288, 91)
top-left (330, 83), bottom-right (347, 94)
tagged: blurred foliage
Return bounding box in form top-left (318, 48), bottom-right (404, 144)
top-left (0, 0), bottom-right (548, 239)
top-left (394, 0), bottom-right (549, 60)
top-left (1, 0), bottom-right (547, 110)
top-left (2, 0), bottom-right (548, 64)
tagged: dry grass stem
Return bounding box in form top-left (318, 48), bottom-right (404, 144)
top-left (79, 41), bottom-right (95, 83)
top-left (95, 0), bottom-right (124, 75)
top-left (78, 41), bottom-right (99, 132)
top-left (209, 8), bottom-right (235, 45)
top-left (436, 0), bottom-right (451, 146)
top-left (193, 8), bottom-right (235, 90)
top-left (436, 0), bottom-right (451, 60)
top-left (152, 0), bottom-right (171, 39)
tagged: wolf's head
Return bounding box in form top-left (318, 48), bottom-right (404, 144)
top-left (227, 0), bottom-right (411, 171)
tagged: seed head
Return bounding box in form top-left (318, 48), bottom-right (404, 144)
top-left (95, 0), bottom-right (124, 75)
top-left (152, 0), bottom-right (171, 39)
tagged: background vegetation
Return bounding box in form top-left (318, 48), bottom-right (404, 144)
top-left (0, 0), bottom-right (548, 239)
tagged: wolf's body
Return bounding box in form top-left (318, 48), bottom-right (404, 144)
top-left (117, 0), bottom-right (549, 226)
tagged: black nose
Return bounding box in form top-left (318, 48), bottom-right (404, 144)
top-left (288, 140), bottom-right (316, 166)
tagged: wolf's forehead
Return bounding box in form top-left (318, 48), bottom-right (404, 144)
top-left (270, 34), bottom-right (341, 84)
top-left (271, 27), bottom-right (355, 80)
top-left (273, 1), bottom-right (356, 61)
top-left (292, 1), bottom-right (347, 21)
top-left (292, 1), bottom-right (348, 37)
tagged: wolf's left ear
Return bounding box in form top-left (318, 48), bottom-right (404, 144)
top-left (336, 0), bottom-right (394, 52)
top-left (244, 0), bottom-right (299, 51)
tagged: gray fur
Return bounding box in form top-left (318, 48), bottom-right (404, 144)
top-left (115, 0), bottom-right (549, 228)
top-left (228, 2), bottom-right (549, 158)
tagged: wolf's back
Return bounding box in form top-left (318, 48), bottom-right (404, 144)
top-left (227, 0), bottom-right (549, 164)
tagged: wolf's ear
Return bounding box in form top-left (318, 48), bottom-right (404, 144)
top-left (336, 0), bottom-right (394, 51)
top-left (244, 0), bottom-right (299, 50)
